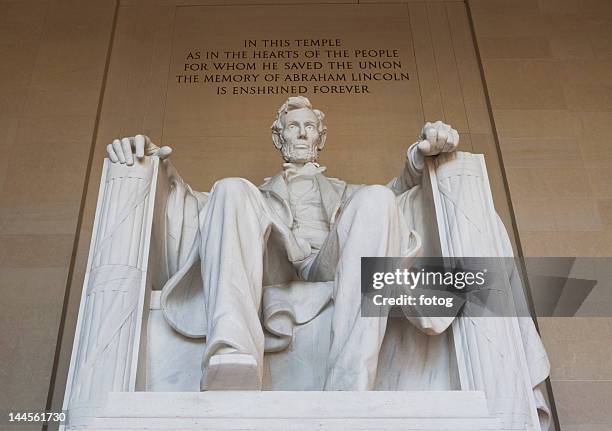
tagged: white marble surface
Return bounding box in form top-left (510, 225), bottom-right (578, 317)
top-left (155, 97), bottom-right (459, 392)
top-left (62, 157), bottom-right (160, 428)
top-left (63, 97), bottom-right (551, 430)
top-left (89, 391), bottom-right (504, 430)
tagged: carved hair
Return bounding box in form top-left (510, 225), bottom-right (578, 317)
top-left (271, 96), bottom-right (327, 138)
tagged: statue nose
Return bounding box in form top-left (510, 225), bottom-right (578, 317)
top-left (298, 126), bottom-right (307, 138)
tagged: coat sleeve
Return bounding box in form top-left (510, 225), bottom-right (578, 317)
top-left (387, 143), bottom-right (424, 194)
top-left (159, 161), bottom-right (210, 338)
top-left (163, 161), bottom-right (208, 276)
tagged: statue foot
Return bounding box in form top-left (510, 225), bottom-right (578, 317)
top-left (200, 353), bottom-right (261, 391)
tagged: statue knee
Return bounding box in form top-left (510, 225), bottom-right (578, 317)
top-left (350, 185), bottom-right (397, 216)
top-left (212, 177), bottom-right (255, 201)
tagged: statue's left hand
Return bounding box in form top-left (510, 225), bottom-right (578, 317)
top-left (416, 121), bottom-right (459, 156)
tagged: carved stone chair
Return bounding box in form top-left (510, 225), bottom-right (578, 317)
top-left (61, 153), bottom-right (550, 431)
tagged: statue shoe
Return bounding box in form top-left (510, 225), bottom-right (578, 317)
top-left (200, 353), bottom-right (261, 391)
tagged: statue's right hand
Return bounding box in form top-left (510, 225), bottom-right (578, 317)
top-left (106, 134), bottom-right (173, 165)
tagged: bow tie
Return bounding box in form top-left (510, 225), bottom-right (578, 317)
top-left (283, 162), bottom-right (327, 182)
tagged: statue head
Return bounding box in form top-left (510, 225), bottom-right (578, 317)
top-left (271, 96), bottom-right (327, 163)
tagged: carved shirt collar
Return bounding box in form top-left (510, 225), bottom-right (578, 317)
top-left (282, 162), bottom-right (327, 182)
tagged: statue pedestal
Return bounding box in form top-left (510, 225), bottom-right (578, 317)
top-left (87, 391), bottom-right (503, 430)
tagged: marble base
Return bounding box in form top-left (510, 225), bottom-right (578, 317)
top-left (85, 391), bottom-right (503, 430)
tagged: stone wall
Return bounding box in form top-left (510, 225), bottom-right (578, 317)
top-left (0, 2), bottom-right (117, 430)
top-left (2, 1), bottom-right (611, 430)
top-left (469, 1), bottom-right (612, 429)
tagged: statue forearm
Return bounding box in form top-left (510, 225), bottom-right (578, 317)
top-left (388, 142), bottom-right (424, 194)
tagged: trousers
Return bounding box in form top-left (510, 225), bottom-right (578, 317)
top-left (199, 177), bottom-right (417, 390)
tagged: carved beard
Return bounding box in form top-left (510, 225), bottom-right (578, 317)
top-left (280, 139), bottom-right (320, 163)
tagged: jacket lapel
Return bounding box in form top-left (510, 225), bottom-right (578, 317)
top-left (315, 173), bottom-right (346, 224)
top-left (259, 172), bottom-right (292, 225)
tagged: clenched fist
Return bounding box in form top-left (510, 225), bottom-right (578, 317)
top-left (417, 121), bottom-right (459, 156)
top-left (106, 134), bottom-right (173, 165)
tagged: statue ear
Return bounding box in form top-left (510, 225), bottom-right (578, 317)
top-left (317, 130), bottom-right (327, 151)
top-left (272, 132), bottom-right (283, 150)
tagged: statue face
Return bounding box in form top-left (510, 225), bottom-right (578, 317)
top-left (279, 108), bottom-right (323, 163)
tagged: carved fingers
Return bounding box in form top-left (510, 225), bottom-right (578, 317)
top-left (134, 134), bottom-right (146, 158)
top-left (106, 141), bottom-right (119, 163)
top-left (106, 134), bottom-right (173, 164)
top-left (122, 138), bottom-right (134, 165)
top-left (155, 145), bottom-right (173, 160)
top-left (417, 121), bottom-right (459, 156)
